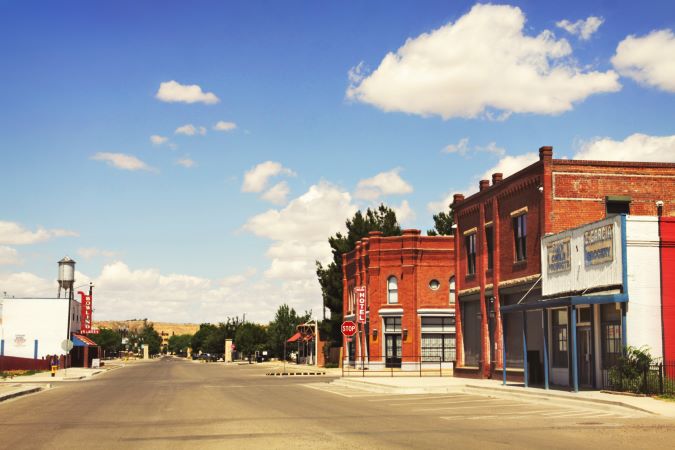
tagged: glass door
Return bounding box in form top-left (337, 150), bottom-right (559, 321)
top-left (578, 327), bottom-right (593, 387)
top-left (385, 334), bottom-right (402, 368)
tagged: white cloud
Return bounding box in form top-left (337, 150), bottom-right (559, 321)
top-left (556, 16), bottom-right (604, 40)
top-left (155, 80), bottom-right (220, 104)
top-left (77, 247), bottom-right (118, 260)
top-left (175, 124), bottom-right (206, 136)
top-left (612, 29), bottom-right (675, 93)
top-left (347, 4), bottom-right (620, 119)
top-left (213, 121), bottom-right (237, 132)
top-left (427, 151), bottom-right (538, 212)
top-left (176, 157), bottom-right (196, 168)
top-left (443, 138), bottom-right (506, 157)
top-left (573, 133), bottom-right (675, 162)
top-left (0, 246), bottom-right (19, 265)
top-left (261, 181), bottom-right (290, 205)
top-left (393, 200), bottom-right (416, 224)
top-left (150, 135), bottom-right (168, 145)
top-left (0, 221), bottom-right (78, 245)
top-left (241, 161), bottom-right (295, 193)
top-left (354, 168), bottom-right (413, 200)
top-left (91, 152), bottom-right (156, 172)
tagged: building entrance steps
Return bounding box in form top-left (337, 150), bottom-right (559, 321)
top-left (330, 377), bottom-right (675, 418)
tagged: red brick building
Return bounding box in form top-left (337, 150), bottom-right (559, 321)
top-left (451, 146), bottom-right (675, 380)
top-left (342, 230), bottom-right (455, 370)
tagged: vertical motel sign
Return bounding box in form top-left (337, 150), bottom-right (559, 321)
top-left (355, 286), bottom-right (367, 324)
top-left (78, 291), bottom-right (93, 334)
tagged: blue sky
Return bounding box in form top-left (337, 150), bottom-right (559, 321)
top-left (1, 1), bottom-right (674, 323)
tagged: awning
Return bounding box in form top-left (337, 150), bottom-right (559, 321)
top-left (500, 292), bottom-right (628, 314)
top-left (287, 332), bottom-right (302, 343)
top-left (72, 334), bottom-right (98, 347)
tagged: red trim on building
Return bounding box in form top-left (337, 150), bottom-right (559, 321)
top-left (660, 217), bottom-right (675, 362)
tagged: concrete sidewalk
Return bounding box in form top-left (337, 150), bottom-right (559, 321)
top-left (331, 376), bottom-right (675, 418)
top-left (0, 384), bottom-right (49, 403)
top-left (0, 366), bottom-right (108, 383)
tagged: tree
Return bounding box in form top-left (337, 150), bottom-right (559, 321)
top-left (266, 304), bottom-right (311, 358)
top-left (191, 323), bottom-right (218, 354)
top-left (190, 318), bottom-right (241, 354)
top-left (139, 323), bottom-right (162, 355)
top-left (89, 328), bottom-right (122, 357)
top-left (168, 334), bottom-right (193, 355)
top-left (316, 204), bottom-right (402, 346)
top-left (234, 322), bottom-right (268, 358)
top-left (427, 210), bottom-right (454, 236)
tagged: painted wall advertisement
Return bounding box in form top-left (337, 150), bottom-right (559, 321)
top-left (547, 237), bottom-right (571, 274)
top-left (355, 286), bottom-right (367, 324)
top-left (584, 223), bottom-right (614, 266)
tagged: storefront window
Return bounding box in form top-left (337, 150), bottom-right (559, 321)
top-left (421, 317), bottom-right (456, 362)
top-left (552, 309), bottom-right (568, 368)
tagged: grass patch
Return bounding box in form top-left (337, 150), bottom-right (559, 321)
top-left (656, 394), bottom-right (675, 402)
top-left (0, 369), bottom-right (42, 379)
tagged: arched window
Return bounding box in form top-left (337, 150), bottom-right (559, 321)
top-left (449, 276), bottom-right (456, 305)
top-left (387, 276), bottom-right (398, 304)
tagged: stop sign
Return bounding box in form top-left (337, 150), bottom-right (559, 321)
top-left (341, 321), bottom-right (357, 337)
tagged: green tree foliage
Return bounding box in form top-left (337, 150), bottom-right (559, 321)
top-left (191, 317), bottom-right (241, 354)
top-left (266, 304), bottom-right (311, 358)
top-left (168, 334), bottom-right (193, 355)
top-left (427, 210), bottom-right (454, 236)
top-left (88, 328), bottom-right (122, 357)
top-left (139, 323), bottom-right (162, 355)
top-left (234, 322), bottom-right (268, 357)
top-left (316, 204), bottom-right (402, 345)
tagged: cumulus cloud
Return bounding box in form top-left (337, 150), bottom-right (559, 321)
top-left (261, 181), bottom-right (290, 205)
top-left (612, 29), bottom-right (675, 93)
top-left (556, 16), bottom-right (604, 40)
top-left (155, 80), bottom-right (220, 104)
top-left (150, 135), bottom-right (168, 145)
top-left (213, 121), bottom-right (237, 132)
top-left (573, 133), bottom-right (675, 162)
top-left (241, 161), bottom-right (295, 193)
top-left (0, 221), bottom-right (78, 245)
top-left (245, 181), bottom-right (357, 285)
top-left (175, 124), bottom-right (207, 136)
top-left (347, 4), bottom-right (620, 119)
top-left (176, 157), bottom-right (196, 168)
top-left (354, 168), bottom-right (413, 200)
top-left (443, 138), bottom-right (506, 157)
top-left (393, 200), bottom-right (416, 224)
top-left (91, 152), bottom-right (156, 172)
top-left (427, 151), bottom-right (539, 212)
top-left (0, 246), bottom-right (19, 265)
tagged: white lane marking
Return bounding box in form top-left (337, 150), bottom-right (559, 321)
top-left (368, 395), bottom-right (468, 402)
top-left (414, 402), bottom-right (525, 412)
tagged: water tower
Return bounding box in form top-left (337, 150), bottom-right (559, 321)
top-left (57, 256), bottom-right (76, 299)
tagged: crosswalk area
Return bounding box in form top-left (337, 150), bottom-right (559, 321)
top-left (303, 383), bottom-right (646, 422)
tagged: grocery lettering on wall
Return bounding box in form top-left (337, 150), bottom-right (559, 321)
top-left (547, 237), bottom-right (571, 274)
top-left (584, 224), bottom-right (614, 266)
top-left (355, 286), bottom-right (367, 324)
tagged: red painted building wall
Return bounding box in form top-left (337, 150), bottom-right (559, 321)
top-left (661, 217), bottom-right (675, 363)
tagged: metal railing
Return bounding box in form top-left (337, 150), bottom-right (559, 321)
top-left (341, 355), bottom-right (453, 377)
top-left (602, 361), bottom-right (675, 395)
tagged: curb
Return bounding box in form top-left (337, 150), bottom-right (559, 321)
top-left (267, 372), bottom-right (326, 376)
top-left (0, 385), bottom-right (45, 403)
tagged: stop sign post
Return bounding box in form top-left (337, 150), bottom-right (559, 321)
top-left (341, 321), bottom-right (357, 337)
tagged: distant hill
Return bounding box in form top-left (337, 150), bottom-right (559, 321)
top-left (94, 320), bottom-right (200, 336)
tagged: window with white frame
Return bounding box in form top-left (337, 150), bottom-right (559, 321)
top-left (449, 276), bottom-right (456, 305)
top-left (466, 233), bottom-right (476, 275)
top-left (421, 317), bottom-right (456, 362)
top-left (387, 276), bottom-right (398, 304)
top-left (513, 213), bottom-right (527, 262)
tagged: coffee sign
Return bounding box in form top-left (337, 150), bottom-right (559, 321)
top-left (584, 224), bottom-right (614, 266)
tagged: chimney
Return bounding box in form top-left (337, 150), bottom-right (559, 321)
top-left (492, 173), bottom-right (503, 185)
top-left (539, 146), bottom-right (553, 161)
top-left (452, 194), bottom-right (465, 206)
top-left (479, 179), bottom-right (490, 191)
top-left (402, 229), bottom-right (421, 236)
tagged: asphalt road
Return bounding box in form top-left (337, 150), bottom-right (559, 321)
top-left (1, 357), bottom-right (675, 449)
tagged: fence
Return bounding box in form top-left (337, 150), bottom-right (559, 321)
top-left (602, 361), bottom-right (675, 395)
top-left (0, 355), bottom-right (50, 372)
top-left (342, 355), bottom-right (452, 377)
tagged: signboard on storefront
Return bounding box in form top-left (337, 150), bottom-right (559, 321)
top-left (547, 237), bottom-right (571, 274)
top-left (584, 223), bottom-right (614, 266)
top-left (542, 215), bottom-right (623, 296)
top-left (355, 286), bottom-right (367, 323)
top-left (79, 291), bottom-right (93, 334)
